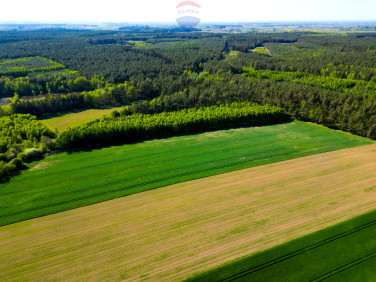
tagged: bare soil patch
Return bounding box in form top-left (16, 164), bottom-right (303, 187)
top-left (30, 160), bottom-right (59, 171)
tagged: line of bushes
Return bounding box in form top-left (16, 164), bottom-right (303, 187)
top-left (0, 103), bottom-right (289, 181)
top-left (1, 81), bottom-right (140, 117)
top-left (0, 114), bottom-right (55, 181)
top-left (55, 102), bottom-right (290, 149)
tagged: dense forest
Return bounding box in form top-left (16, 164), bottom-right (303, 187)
top-left (1, 28), bottom-right (376, 179)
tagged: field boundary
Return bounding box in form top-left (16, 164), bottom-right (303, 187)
top-left (0, 146), bottom-right (312, 225)
top-left (218, 217), bottom-right (376, 281)
top-left (188, 208), bottom-right (376, 282)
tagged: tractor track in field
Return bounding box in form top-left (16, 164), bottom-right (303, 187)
top-left (310, 250), bottom-right (376, 281)
top-left (219, 218), bottom-right (376, 281)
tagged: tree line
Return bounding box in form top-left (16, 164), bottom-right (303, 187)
top-left (0, 114), bottom-right (55, 180)
top-left (56, 102), bottom-right (289, 149)
top-left (0, 103), bottom-right (288, 180)
top-left (2, 81), bottom-right (139, 117)
top-left (124, 70), bottom-right (376, 139)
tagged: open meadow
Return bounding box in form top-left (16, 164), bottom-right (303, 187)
top-left (1, 144), bottom-right (376, 280)
top-left (0, 121), bottom-right (370, 227)
top-left (41, 107), bottom-right (123, 132)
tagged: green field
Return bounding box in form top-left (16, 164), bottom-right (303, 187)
top-left (188, 209), bottom-right (376, 281)
top-left (0, 121), bottom-right (371, 227)
top-left (42, 107), bottom-right (123, 132)
top-left (252, 47), bottom-right (268, 54)
top-left (0, 56), bottom-right (65, 75)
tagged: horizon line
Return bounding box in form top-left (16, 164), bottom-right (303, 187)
top-left (1, 20), bottom-right (376, 25)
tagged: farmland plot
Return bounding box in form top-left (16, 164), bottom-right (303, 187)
top-left (42, 107), bottom-right (124, 132)
top-left (0, 121), bottom-right (370, 226)
top-left (190, 207), bottom-right (376, 281)
top-left (1, 144), bottom-right (376, 281)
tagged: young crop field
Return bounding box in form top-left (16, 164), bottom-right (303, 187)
top-left (1, 144), bottom-right (376, 281)
top-left (191, 209), bottom-right (376, 281)
top-left (0, 121), bottom-right (371, 227)
top-left (42, 107), bottom-right (124, 132)
top-left (0, 56), bottom-right (65, 75)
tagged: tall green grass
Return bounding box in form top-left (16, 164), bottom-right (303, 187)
top-left (0, 121), bottom-right (371, 227)
top-left (187, 209), bottom-right (376, 281)
top-left (42, 107), bottom-right (123, 132)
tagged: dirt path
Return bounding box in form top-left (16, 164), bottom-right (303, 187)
top-left (1, 144), bottom-right (376, 281)
top-left (264, 45), bottom-right (271, 55)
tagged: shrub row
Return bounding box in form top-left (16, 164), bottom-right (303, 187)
top-left (0, 114), bottom-right (55, 181)
top-left (56, 102), bottom-right (290, 149)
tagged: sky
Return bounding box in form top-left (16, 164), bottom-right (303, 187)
top-left (1, 0), bottom-right (376, 23)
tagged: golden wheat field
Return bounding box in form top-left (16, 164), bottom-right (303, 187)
top-left (1, 144), bottom-right (376, 281)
